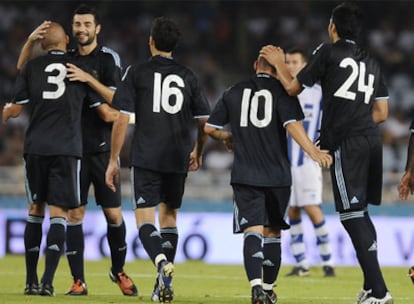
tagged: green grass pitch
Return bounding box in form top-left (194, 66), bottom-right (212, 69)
top-left (0, 254), bottom-right (412, 303)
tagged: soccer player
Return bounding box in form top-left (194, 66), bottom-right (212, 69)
top-left (105, 16), bottom-right (210, 302)
top-left (260, 2), bottom-right (392, 304)
top-left (204, 55), bottom-right (332, 304)
top-left (284, 48), bottom-right (335, 278)
top-left (3, 22), bottom-right (98, 296)
top-left (16, 4), bottom-right (137, 297)
top-left (398, 120), bottom-right (414, 201)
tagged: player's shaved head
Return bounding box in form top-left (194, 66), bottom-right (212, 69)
top-left (42, 22), bottom-right (67, 51)
top-left (256, 55), bottom-right (276, 75)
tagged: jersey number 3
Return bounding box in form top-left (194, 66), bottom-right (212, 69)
top-left (334, 57), bottom-right (374, 104)
top-left (153, 72), bottom-right (185, 114)
top-left (43, 63), bottom-right (66, 100)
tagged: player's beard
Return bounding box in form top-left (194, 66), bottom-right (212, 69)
top-left (75, 32), bottom-right (96, 47)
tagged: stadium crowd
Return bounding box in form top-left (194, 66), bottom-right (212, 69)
top-left (0, 1), bottom-right (413, 200)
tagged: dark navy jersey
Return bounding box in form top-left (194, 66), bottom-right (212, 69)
top-left (69, 45), bottom-right (122, 154)
top-left (297, 39), bottom-right (389, 150)
top-left (112, 55), bottom-right (210, 173)
top-left (206, 73), bottom-right (304, 187)
top-left (13, 50), bottom-right (98, 157)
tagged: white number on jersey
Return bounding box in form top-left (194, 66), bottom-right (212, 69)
top-left (334, 57), bottom-right (374, 104)
top-left (42, 63), bottom-right (67, 100)
top-left (153, 72), bottom-right (185, 114)
top-left (240, 89), bottom-right (272, 128)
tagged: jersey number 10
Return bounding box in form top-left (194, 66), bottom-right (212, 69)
top-left (240, 88), bottom-right (272, 128)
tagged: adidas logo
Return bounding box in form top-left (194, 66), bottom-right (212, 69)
top-left (136, 196), bottom-right (146, 205)
top-left (263, 259), bottom-right (275, 266)
top-left (28, 246), bottom-right (40, 252)
top-left (32, 193), bottom-right (37, 201)
top-left (252, 251), bottom-right (264, 259)
top-left (350, 196), bottom-right (359, 204)
top-left (48, 244), bottom-right (60, 252)
top-left (66, 250), bottom-right (77, 256)
top-left (240, 217), bottom-right (248, 225)
top-left (368, 241), bottom-right (377, 252)
top-left (162, 241), bottom-right (174, 249)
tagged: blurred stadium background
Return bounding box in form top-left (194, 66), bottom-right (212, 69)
top-left (1, 1), bottom-right (414, 265)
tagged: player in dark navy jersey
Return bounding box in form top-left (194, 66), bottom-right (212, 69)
top-left (261, 2), bottom-right (392, 304)
top-left (204, 55), bottom-right (332, 304)
top-left (3, 22), bottom-right (98, 297)
top-left (105, 17), bottom-right (210, 303)
top-left (15, 4), bottom-right (137, 297)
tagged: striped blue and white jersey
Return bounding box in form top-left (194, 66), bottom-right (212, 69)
top-left (288, 84), bottom-right (322, 167)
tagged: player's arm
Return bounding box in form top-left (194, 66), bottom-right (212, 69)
top-left (66, 63), bottom-right (115, 104)
top-left (2, 103), bottom-right (24, 123)
top-left (285, 120), bottom-right (332, 168)
top-left (189, 117), bottom-right (209, 171)
top-left (204, 124), bottom-right (233, 152)
top-left (105, 112), bottom-right (129, 192)
top-left (372, 99), bottom-right (388, 124)
top-left (398, 130), bottom-right (414, 200)
top-left (96, 103), bottom-right (119, 123)
top-left (17, 21), bottom-right (51, 70)
top-left (260, 45), bottom-right (303, 96)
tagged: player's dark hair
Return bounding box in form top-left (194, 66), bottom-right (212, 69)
top-left (73, 4), bottom-right (100, 25)
top-left (331, 2), bottom-right (362, 40)
top-left (150, 16), bottom-right (181, 52)
top-left (286, 47), bottom-right (309, 63)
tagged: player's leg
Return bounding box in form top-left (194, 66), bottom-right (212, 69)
top-left (286, 206), bottom-right (310, 276)
top-left (158, 203), bottom-right (178, 263)
top-left (65, 205), bottom-right (87, 295)
top-left (40, 156), bottom-right (80, 296)
top-left (304, 204), bottom-right (335, 276)
top-left (24, 203), bottom-right (45, 295)
top-left (286, 171), bottom-right (309, 276)
top-left (23, 154), bottom-right (46, 295)
top-left (39, 205), bottom-right (67, 296)
top-left (65, 156), bottom-right (89, 295)
top-left (233, 184), bottom-right (267, 304)
top-left (104, 206), bottom-right (137, 296)
top-left (262, 186), bottom-right (290, 303)
top-left (333, 137), bottom-right (391, 302)
top-left (132, 167), bottom-right (173, 302)
top-left (262, 227), bottom-right (280, 304)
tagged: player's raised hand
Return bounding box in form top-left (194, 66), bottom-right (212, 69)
top-left (259, 45), bottom-right (285, 68)
top-left (29, 20), bottom-right (52, 42)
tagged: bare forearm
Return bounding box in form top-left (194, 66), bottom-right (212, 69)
top-left (286, 121), bottom-right (319, 158)
top-left (406, 133), bottom-right (414, 174)
top-left (110, 113), bottom-right (129, 162)
top-left (87, 77), bottom-right (116, 104)
top-left (17, 40), bottom-right (36, 70)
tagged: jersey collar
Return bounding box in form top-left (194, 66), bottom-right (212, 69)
top-left (48, 50), bottom-right (65, 55)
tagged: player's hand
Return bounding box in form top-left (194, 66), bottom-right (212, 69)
top-left (105, 160), bottom-right (120, 192)
top-left (28, 20), bottom-right (51, 43)
top-left (398, 171), bottom-right (414, 200)
top-left (66, 63), bottom-right (92, 83)
top-left (259, 45), bottom-right (285, 68)
top-left (189, 151), bottom-right (202, 171)
top-left (222, 137), bottom-right (234, 152)
top-left (313, 149), bottom-right (332, 169)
